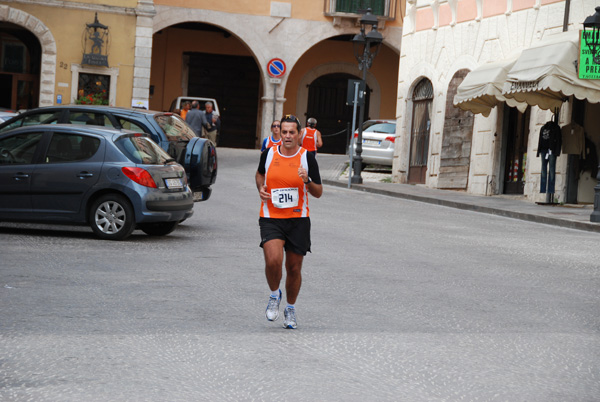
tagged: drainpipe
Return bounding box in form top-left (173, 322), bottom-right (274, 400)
top-left (563, 0), bottom-right (571, 32)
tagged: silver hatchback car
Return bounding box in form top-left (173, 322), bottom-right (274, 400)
top-left (351, 119), bottom-right (396, 167)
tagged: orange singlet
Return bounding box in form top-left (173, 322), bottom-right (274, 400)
top-left (301, 127), bottom-right (318, 152)
top-left (260, 147), bottom-right (310, 219)
top-left (265, 136), bottom-right (281, 149)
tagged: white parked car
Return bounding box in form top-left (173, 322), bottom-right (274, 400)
top-left (169, 96), bottom-right (220, 115)
top-left (0, 108), bottom-right (17, 123)
top-left (351, 119), bottom-right (396, 167)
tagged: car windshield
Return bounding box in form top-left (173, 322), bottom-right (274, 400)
top-left (363, 122), bottom-right (395, 134)
top-left (154, 114), bottom-right (197, 142)
top-left (115, 135), bottom-right (174, 165)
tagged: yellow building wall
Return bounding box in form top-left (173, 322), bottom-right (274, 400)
top-left (0, 2), bottom-right (137, 107)
top-left (151, 27), bottom-right (398, 118)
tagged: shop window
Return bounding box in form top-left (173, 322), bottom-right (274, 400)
top-left (76, 73), bottom-right (109, 105)
top-left (70, 65), bottom-right (118, 106)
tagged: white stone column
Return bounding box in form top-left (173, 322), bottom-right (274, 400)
top-left (132, 0), bottom-right (155, 106)
top-left (260, 78), bottom-right (286, 142)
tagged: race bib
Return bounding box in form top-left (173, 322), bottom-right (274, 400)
top-left (271, 187), bottom-right (299, 208)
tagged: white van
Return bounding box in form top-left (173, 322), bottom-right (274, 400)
top-left (169, 97), bottom-right (220, 115)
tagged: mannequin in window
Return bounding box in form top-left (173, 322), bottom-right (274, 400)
top-left (537, 119), bottom-right (562, 194)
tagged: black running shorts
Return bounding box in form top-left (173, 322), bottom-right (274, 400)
top-left (259, 217), bottom-right (311, 256)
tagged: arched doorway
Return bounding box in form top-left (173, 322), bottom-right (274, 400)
top-left (306, 73), bottom-right (369, 154)
top-left (408, 78), bottom-right (433, 184)
top-left (439, 69), bottom-right (474, 189)
top-left (0, 21), bottom-right (41, 110)
top-left (150, 22), bottom-right (260, 149)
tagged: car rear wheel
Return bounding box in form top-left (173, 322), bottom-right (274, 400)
top-left (89, 194), bottom-right (135, 240)
top-left (138, 221), bottom-right (178, 236)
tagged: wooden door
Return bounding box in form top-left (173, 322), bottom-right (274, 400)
top-left (408, 79), bottom-right (433, 184)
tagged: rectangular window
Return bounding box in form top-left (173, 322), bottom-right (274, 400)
top-left (334, 0), bottom-right (386, 16)
top-left (68, 112), bottom-right (115, 128)
top-left (0, 132), bottom-right (43, 164)
top-left (76, 73), bottom-right (109, 105)
top-left (45, 133), bottom-right (100, 163)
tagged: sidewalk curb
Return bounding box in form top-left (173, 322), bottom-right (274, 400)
top-left (323, 178), bottom-right (600, 234)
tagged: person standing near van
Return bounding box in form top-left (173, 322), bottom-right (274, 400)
top-left (180, 101), bottom-right (191, 120)
top-left (201, 102), bottom-right (221, 145)
top-left (185, 101), bottom-right (203, 137)
top-left (300, 117), bottom-right (323, 157)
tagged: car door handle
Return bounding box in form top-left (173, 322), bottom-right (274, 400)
top-left (77, 172), bottom-right (94, 178)
top-left (13, 173), bottom-right (29, 180)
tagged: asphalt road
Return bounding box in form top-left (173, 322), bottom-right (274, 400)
top-left (1, 148), bottom-right (599, 401)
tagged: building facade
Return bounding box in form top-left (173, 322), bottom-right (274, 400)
top-left (394, 0), bottom-right (600, 205)
top-left (0, 0), bottom-right (153, 111)
top-left (0, 0), bottom-right (404, 151)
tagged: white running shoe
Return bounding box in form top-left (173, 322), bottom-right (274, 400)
top-left (283, 306), bottom-right (297, 329)
top-left (265, 290), bottom-right (282, 321)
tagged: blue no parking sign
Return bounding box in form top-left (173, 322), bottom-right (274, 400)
top-left (267, 58), bottom-right (286, 78)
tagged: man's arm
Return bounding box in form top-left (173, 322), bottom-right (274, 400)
top-left (255, 171), bottom-right (271, 202)
top-left (297, 167), bottom-right (323, 199)
top-left (316, 130), bottom-right (323, 148)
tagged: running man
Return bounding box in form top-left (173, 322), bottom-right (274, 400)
top-left (261, 120), bottom-right (281, 151)
top-left (300, 117), bottom-right (323, 157)
top-left (255, 114), bottom-right (323, 329)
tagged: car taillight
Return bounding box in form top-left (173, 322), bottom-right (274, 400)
top-left (354, 133), bottom-right (358, 138)
top-left (385, 136), bottom-right (395, 143)
top-left (122, 167), bottom-right (157, 188)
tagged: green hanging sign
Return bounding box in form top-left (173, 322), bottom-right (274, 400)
top-left (579, 30), bottom-right (600, 80)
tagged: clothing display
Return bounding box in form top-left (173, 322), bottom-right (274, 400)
top-left (561, 122), bottom-right (584, 156)
top-left (540, 153), bottom-right (557, 194)
top-left (537, 120), bottom-right (561, 194)
top-left (537, 120), bottom-right (562, 157)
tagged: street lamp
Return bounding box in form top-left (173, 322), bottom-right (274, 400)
top-left (585, 7), bottom-right (600, 222)
top-left (351, 8), bottom-right (383, 184)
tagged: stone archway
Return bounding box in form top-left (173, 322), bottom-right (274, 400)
top-left (0, 6), bottom-right (56, 107)
top-left (296, 62), bottom-right (381, 122)
top-left (438, 69), bottom-right (474, 189)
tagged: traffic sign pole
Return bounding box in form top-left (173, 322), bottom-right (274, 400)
top-left (267, 58), bottom-right (286, 124)
top-left (272, 83), bottom-right (277, 123)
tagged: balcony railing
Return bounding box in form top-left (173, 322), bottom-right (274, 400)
top-left (325, 0), bottom-right (397, 20)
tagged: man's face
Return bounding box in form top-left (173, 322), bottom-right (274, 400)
top-left (280, 121), bottom-right (299, 150)
top-left (205, 104), bottom-right (213, 113)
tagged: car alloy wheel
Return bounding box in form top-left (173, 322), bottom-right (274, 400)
top-left (89, 194), bottom-right (135, 240)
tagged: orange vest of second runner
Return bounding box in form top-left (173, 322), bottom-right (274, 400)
top-left (265, 136), bottom-right (281, 149)
top-left (301, 127), bottom-right (318, 152)
top-left (260, 147), bottom-right (310, 219)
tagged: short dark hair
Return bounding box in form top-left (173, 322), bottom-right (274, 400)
top-left (280, 114), bottom-right (301, 131)
top-left (191, 100), bottom-right (200, 108)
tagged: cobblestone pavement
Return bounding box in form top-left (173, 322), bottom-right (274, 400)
top-left (1, 148), bottom-right (599, 401)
